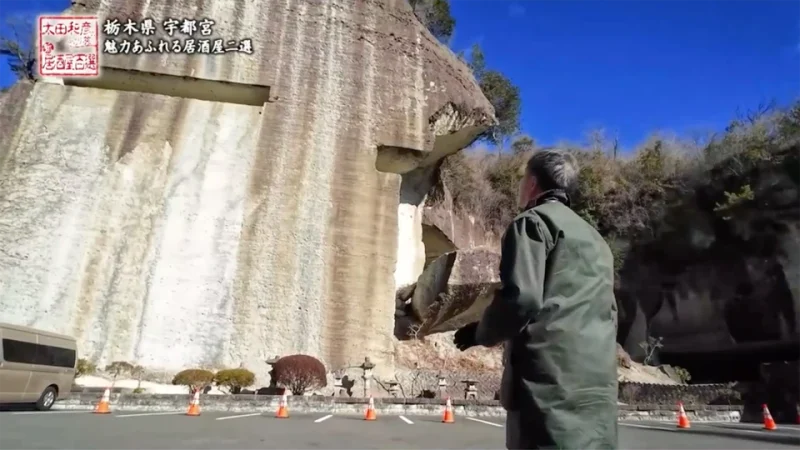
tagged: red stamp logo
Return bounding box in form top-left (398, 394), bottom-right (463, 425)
top-left (38, 15), bottom-right (100, 77)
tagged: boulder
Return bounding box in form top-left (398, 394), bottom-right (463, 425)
top-left (397, 248), bottom-right (500, 337)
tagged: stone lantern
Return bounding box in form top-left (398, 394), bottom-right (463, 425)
top-left (266, 355), bottom-right (281, 391)
top-left (437, 372), bottom-right (448, 398)
top-left (388, 381), bottom-right (401, 398)
top-left (359, 357), bottom-right (375, 398)
top-left (462, 379), bottom-right (478, 400)
top-left (332, 370), bottom-right (344, 397)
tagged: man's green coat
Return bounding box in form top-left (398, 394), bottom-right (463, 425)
top-left (476, 191), bottom-right (618, 449)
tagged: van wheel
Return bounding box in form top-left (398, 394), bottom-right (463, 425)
top-left (35, 386), bottom-right (57, 411)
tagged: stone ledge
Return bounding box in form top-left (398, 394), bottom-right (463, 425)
top-left (58, 394), bottom-right (743, 421)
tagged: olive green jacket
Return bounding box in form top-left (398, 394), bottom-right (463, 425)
top-left (476, 191), bottom-right (618, 449)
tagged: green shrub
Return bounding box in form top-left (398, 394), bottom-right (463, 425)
top-left (172, 369), bottom-right (215, 393)
top-left (674, 366), bottom-right (692, 384)
top-left (273, 355), bottom-right (327, 395)
top-left (75, 358), bottom-right (97, 378)
top-left (215, 368), bottom-right (255, 394)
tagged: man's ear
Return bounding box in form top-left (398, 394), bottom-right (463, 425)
top-left (528, 175), bottom-right (539, 196)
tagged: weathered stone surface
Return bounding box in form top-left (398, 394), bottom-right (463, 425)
top-left (395, 248), bottom-right (500, 337)
top-left (616, 343), bottom-right (633, 369)
top-left (421, 177), bottom-right (499, 264)
top-left (0, 0), bottom-right (496, 381)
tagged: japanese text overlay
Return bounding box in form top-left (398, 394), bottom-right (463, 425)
top-left (101, 18), bottom-right (254, 55)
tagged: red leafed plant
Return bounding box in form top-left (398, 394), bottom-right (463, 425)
top-left (272, 354), bottom-right (327, 395)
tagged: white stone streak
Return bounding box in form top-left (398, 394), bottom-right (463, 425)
top-left (136, 103), bottom-right (259, 369)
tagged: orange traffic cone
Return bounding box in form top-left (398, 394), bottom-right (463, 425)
top-left (93, 388), bottom-right (112, 414)
top-left (186, 390), bottom-right (201, 416)
top-left (442, 397), bottom-right (455, 423)
top-left (762, 404), bottom-right (776, 430)
top-left (275, 393), bottom-right (289, 418)
top-left (364, 396), bottom-right (377, 421)
top-left (676, 402), bottom-right (690, 429)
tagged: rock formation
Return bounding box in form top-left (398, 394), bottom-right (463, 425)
top-left (616, 145), bottom-right (800, 382)
top-left (394, 172), bottom-right (501, 337)
top-left (0, 0), bottom-right (496, 379)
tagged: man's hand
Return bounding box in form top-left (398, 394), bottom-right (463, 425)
top-left (454, 322), bottom-right (479, 351)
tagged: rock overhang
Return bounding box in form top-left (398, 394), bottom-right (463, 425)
top-left (65, 0), bottom-right (497, 168)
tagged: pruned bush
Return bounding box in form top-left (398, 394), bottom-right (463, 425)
top-left (215, 368), bottom-right (255, 394)
top-left (272, 355), bottom-right (327, 395)
top-left (172, 369), bottom-right (215, 393)
top-left (75, 358), bottom-right (97, 378)
top-left (104, 361), bottom-right (135, 380)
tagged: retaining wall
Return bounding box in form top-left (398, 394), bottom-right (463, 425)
top-left (57, 393), bottom-right (743, 422)
top-left (618, 382), bottom-right (742, 406)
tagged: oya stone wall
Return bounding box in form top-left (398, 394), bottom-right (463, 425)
top-left (0, 0), bottom-right (495, 381)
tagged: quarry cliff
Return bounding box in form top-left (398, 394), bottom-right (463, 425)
top-left (0, 0), bottom-right (497, 379)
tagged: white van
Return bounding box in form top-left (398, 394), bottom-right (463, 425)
top-left (0, 323), bottom-right (77, 410)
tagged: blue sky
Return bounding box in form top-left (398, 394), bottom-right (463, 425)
top-left (1, 0), bottom-right (798, 148)
top-left (446, 0), bottom-right (799, 148)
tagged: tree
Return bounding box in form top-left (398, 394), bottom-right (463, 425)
top-left (131, 365), bottom-right (146, 390)
top-left (638, 336), bottom-right (664, 366)
top-left (172, 369), bottom-right (216, 394)
top-left (467, 44), bottom-right (521, 144)
top-left (75, 358), bottom-right (97, 378)
top-left (104, 361), bottom-right (135, 384)
top-left (511, 135), bottom-right (535, 155)
top-left (0, 16), bottom-right (37, 81)
top-left (214, 368), bottom-right (256, 394)
top-left (409, 0), bottom-right (456, 43)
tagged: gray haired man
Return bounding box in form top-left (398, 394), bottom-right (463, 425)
top-left (454, 150), bottom-right (619, 449)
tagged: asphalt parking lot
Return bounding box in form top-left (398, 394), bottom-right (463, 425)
top-left (1, 410), bottom-right (799, 449)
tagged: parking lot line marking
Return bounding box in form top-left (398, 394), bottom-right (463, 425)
top-left (620, 423), bottom-right (674, 432)
top-left (314, 414), bottom-right (333, 423)
top-left (399, 415), bottom-right (414, 424)
top-left (116, 411), bottom-right (183, 418)
top-left (466, 417), bottom-right (503, 428)
top-left (621, 422), bottom-right (784, 436)
top-left (11, 410), bottom-right (88, 415)
top-left (216, 412), bottom-right (263, 421)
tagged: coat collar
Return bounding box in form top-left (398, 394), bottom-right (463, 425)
top-left (524, 189), bottom-right (571, 210)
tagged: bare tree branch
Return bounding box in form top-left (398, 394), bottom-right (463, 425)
top-left (0, 16), bottom-right (37, 82)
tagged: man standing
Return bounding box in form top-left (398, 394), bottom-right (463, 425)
top-left (454, 150), bottom-right (618, 449)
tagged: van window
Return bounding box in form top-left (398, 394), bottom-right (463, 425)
top-left (2, 338), bottom-right (76, 368)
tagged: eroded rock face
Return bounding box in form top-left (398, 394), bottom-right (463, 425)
top-left (617, 146), bottom-right (800, 382)
top-left (422, 176), bottom-right (500, 264)
top-left (0, 0), bottom-right (495, 379)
